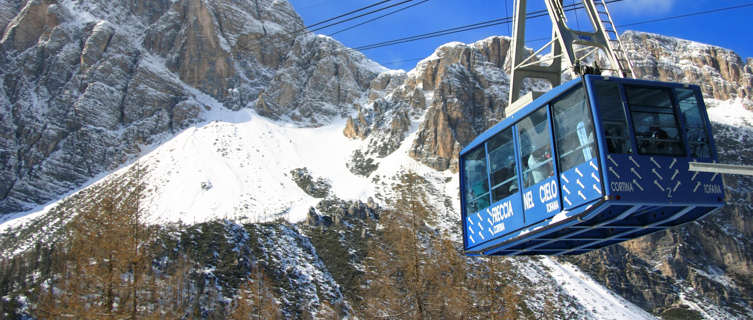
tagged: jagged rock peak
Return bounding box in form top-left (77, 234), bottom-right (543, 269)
top-left (404, 36), bottom-right (514, 171)
top-left (258, 33), bottom-right (387, 126)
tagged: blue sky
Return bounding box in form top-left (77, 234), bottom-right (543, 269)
top-left (287, 0), bottom-right (753, 71)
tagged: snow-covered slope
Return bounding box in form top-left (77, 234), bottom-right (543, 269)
top-left (139, 109), bottom-right (372, 225)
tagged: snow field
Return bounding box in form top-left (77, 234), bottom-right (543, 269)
top-left (140, 108), bottom-right (375, 225)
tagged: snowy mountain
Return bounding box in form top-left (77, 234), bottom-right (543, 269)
top-left (1, 0), bottom-right (753, 318)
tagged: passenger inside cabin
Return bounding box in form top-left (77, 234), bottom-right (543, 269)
top-left (649, 126), bottom-right (669, 147)
top-left (518, 107), bottom-right (554, 187)
top-left (605, 124), bottom-right (630, 154)
top-left (528, 148), bottom-right (552, 185)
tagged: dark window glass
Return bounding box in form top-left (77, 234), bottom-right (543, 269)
top-left (463, 146), bottom-right (490, 213)
top-left (677, 88), bottom-right (712, 158)
top-left (488, 128), bottom-right (519, 202)
top-left (593, 80), bottom-right (632, 154)
top-left (553, 86), bottom-right (597, 172)
top-left (518, 107), bottom-right (554, 188)
top-left (626, 87), bottom-right (673, 108)
top-left (626, 86), bottom-right (685, 156)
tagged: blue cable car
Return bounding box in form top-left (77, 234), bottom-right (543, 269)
top-left (460, 75), bottom-right (725, 256)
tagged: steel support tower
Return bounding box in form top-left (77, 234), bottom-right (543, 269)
top-left (508, 0), bottom-right (634, 105)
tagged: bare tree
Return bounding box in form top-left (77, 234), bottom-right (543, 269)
top-left (229, 263), bottom-right (280, 320)
top-left (35, 164), bottom-right (155, 319)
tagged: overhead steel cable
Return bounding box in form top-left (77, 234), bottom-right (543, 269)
top-left (294, 0), bottom-right (394, 33)
top-left (354, 17), bottom-right (514, 51)
top-left (356, 0), bottom-right (753, 55)
top-left (286, 0), bottom-right (753, 71)
top-left (309, 0), bottom-right (418, 33)
top-left (329, 0), bottom-right (430, 36)
top-left (354, 0), bottom-right (612, 51)
top-left (618, 2), bottom-right (753, 28)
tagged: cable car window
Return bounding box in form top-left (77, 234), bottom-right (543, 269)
top-left (518, 107), bottom-right (554, 188)
top-left (626, 86), bottom-right (685, 156)
top-left (488, 128), bottom-right (519, 202)
top-left (462, 146), bottom-right (490, 213)
top-left (676, 88), bottom-right (712, 158)
top-left (593, 80), bottom-right (632, 154)
top-left (553, 86), bottom-right (596, 172)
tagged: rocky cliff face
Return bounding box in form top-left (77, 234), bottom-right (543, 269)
top-left (623, 30), bottom-right (753, 104)
top-left (407, 37), bottom-right (513, 171)
top-left (0, 0), bottom-right (382, 214)
top-left (345, 37), bottom-right (520, 171)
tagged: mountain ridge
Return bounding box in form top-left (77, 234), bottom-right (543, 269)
top-left (1, 0), bottom-right (753, 318)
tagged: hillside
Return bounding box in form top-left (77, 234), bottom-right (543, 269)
top-left (1, 0), bottom-right (753, 318)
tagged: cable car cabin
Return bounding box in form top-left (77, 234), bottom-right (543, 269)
top-left (460, 75), bottom-right (724, 256)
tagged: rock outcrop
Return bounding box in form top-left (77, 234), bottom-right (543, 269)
top-left (260, 34), bottom-right (384, 125)
top-left (406, 38), bottom-right (513, 171)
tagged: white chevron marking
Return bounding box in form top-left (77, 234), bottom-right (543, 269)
top-left (608, 155), bottom-right (619, 167)
top-left (629, 156), bottom-right (640, 167)
top-left (609, 167), bottom-right (621, 179)
top-left (671, 169), bottom-right (679, 181)
top-left (653, 180), bottom-right (665, 191)
top-left (652, 168), bottom-right (664, 180)
top-left (631, 168), bottom-right (643, 180)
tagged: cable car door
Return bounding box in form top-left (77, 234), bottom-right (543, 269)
top-left (518, 107), bottom-right (562, 224)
